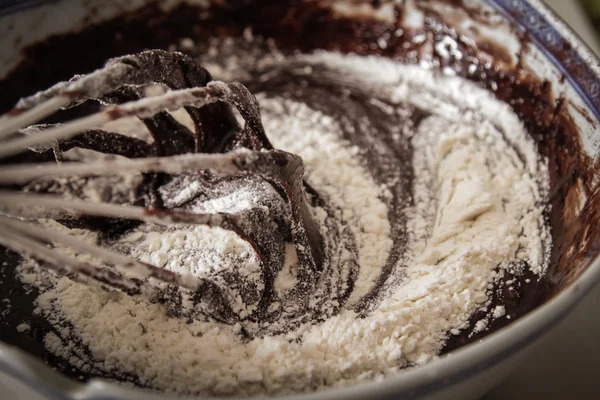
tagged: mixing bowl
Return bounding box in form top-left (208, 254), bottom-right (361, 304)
top-left (1, 1), bottom-right (599, 399)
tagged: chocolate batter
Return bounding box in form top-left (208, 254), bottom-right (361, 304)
top-left (0, 0), bottom-right (598, 390)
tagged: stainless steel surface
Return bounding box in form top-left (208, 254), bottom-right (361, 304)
top-left (484, 281), bottom-right (600, 399)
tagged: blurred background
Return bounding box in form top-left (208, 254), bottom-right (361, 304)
top-left (580, 0), bottom-right (600, 39)
top-left (550, 0), bottom-right (600, 52)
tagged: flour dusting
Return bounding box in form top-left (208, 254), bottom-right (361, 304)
top-left (14, 48), bottom-right (550, 396)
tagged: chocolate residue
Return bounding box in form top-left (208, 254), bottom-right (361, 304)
top-left (570, 100), bottom-right (598, 128)
top-left (0, 0), bottom-right (599, 386)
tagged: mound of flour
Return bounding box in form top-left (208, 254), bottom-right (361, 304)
top-left (17, 52), bottom-right (549, 396)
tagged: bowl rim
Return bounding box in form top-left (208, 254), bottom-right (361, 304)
top-left (1, 0), bottom-right (600, 399)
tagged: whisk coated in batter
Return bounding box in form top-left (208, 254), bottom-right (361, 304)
top-left (0, 50), bottom-right (351, 330)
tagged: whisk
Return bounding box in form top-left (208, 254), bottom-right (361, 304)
top-left (0, 50), bottom-right (325, 323)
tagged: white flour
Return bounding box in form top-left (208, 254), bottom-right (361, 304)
top-left (16, 52), bottom-right (550, 396)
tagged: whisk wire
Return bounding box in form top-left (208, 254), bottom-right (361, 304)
top-left (0, 216), bottom-right (201, 290)
top-left (0, 218), bottom-right (143, 294)
top-left (0, 95), bottom-right (70, 140)
top-left (0, 82), bottom-right (231, 159)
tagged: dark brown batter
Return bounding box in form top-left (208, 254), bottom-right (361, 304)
top-left (0, 0), bottom-right (599, 391)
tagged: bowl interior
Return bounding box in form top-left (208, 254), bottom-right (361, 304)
top-left (0, 0), bottom-right (599, 398)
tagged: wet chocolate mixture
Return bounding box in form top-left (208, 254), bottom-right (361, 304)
top-left (1, 0), bottom-right (599, 385)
